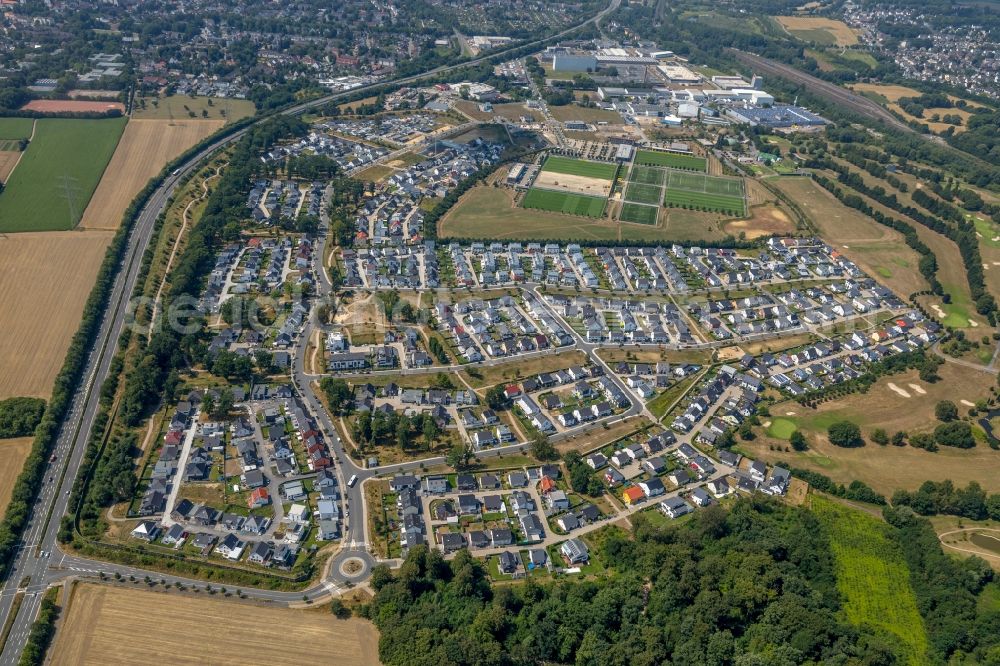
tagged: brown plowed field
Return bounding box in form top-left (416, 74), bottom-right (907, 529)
top-left (21, 99), bottom-right (125, 114)
top-left (0, 230), bottom-right (114, 399)
top-left (79, 119), bottom-right (224, 230)
top-left (50, 584), bottom-right (383, 666)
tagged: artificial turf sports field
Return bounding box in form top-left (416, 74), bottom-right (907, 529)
top-left (663, 171), bottom-right (746, 215)
top-left (522, 187), bottom-right (607, 217)
top-left (634, 149), bottom-right (706, 171)
top-left (539, 155), bottom-right (619, 180)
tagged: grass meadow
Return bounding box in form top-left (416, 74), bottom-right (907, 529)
top-left (522, 187), bottom-right (607, 217)
top-left (0, 118), bottom-right (33, 141)
top-left (620, 202), bottom-right (659, 225)
top-left (0, 117), bottom-right (126, 232)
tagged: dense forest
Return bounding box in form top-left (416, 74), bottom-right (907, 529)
top-left (0, 397), bottom-right (46, 438)
top-left (360, 497), bottom-right (1000, 665)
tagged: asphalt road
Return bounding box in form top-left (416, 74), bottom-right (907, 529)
top-left (0, 1), bottom-right (622, 661)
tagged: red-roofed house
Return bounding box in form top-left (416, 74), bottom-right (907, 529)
top-left (248, 487), bottom-right (270, 509)
top-left (622, 486), bottom-right (645, 506)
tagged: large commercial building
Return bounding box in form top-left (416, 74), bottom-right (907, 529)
top-left (724, 104), bottom-right (826, 128)
top-left (553, 53), bottom-right (598, 72)
top-left (678, 102), bottom-right (700, 118)
top-left (657, 65), bottom-right (702, 84)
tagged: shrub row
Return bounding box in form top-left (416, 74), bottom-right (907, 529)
top-left (779, 465), bottom-right (886, 505)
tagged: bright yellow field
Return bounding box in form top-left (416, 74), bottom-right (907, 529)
top-left (50, 584), bottom-right (382, 666)
top-left (0, 230), bottom-right (114, 399)
top-left (0, 438), bottom-right (32, 513)
top-left (776, 16), bottom-right (859, 45)
top-left (79, 119), bottom-right (224, 230)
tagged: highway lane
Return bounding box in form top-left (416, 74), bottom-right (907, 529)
top-left (0, 170), bottom-right (193, 664)
top-left (0, 1), bottom-right (622, 660)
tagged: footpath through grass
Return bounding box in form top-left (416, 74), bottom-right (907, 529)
top-left (812, 496), bottom-right (929, 664)
top-left (0, 117), bottom-right (126, 232)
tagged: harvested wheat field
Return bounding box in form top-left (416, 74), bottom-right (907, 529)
top-left (0, 438), bottom-right (32, 513)
top-left (80, 119), bottom-right (224, 230)
top-left (0, 230), bottom-right (113, 399)
top-left (0, 151), bottom-right (19, 182)
top-left (50, 584), bottom-right (382, 666)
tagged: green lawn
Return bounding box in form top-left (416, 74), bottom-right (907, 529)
top-left (0, 117), bottom-right (126, 232)
top-left (634, 149), bottom-right (706, 172)
top-left (540, 155), bottom-right (619, 181)
top-left (813, 496), bottom-right (930, 665)
top-left (619, 202), bottom-right (659, 225)
top-left (623, 181), bottom-right (663, 205)
top-left (648, 374), bottom-right (700, 419)
top-left (628, 164), bottom-right (667, 186)
top-left (663, 171), bottom-right (745, 214)
top-left (0, 118), bottom-right (34, 141)
top-left (766, 417), bottom-right (797, 439)
top-left (522, 187), bottom-right (606, 218)
top-left (938, 281), bottom-right (976, 328)
top-left (838, 50), bottom-right (878, 68)
top-left (788, 27), bottom-right (838, 45)
top-left (973, 217), bottom-right (1000, 249)
top-left (664, 189), bottom-right (745, 215)
top-left (667, 171), bottom-right (745, 196)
